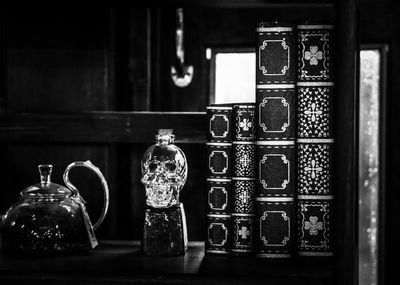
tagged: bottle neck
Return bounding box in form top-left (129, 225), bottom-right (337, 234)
top-left (156, 134), bottom-right (175, 145)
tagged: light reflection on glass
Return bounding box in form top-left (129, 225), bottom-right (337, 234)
top-left (359, 49), bottom-right (380, 285)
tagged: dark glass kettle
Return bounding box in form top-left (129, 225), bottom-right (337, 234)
top-left (0, 161), bottom-right (109, 255)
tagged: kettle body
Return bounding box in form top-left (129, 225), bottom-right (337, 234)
top-left (0, 161), bottom-right (109, 255)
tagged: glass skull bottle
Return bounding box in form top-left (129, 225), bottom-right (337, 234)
top-left (141, 129), bottom-right (188, 255)
top-left (141, 129), bottom-right (187, 208)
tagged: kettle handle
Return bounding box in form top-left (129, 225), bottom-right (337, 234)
top-left (63, 160), bottom-right (109, 231)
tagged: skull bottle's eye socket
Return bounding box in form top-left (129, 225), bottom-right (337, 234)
top-left (165, 162), bottom-right (177, 172)
top-left (148, 162), bottom-right (159, 172)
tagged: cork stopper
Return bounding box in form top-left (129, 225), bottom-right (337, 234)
top-left (156, 129), bottom-right (175, 144)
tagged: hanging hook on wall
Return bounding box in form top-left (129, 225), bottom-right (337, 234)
top-left (171, 8), bottom-right (194, 88)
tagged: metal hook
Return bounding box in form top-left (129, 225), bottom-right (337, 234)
top-left (171, 8), bottom-right (193, 88)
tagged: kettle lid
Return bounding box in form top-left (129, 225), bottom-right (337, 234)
top-left (21, 164), bottom-right (71, 199)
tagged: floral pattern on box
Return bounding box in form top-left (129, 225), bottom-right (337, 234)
top-left (297, 143), bottom-right (332, 195)
top-left (298, 200), bottom-right (333, 255)
top-left (297, 86), bottom-right (333, 138)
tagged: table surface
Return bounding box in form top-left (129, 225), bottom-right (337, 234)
top-left (0, 240), bottom-right (334, 285)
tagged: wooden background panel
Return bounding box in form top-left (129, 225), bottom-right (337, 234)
top-left (179, 143), bottom-right (207, 241)
top-left (7, 49), bottom-right (110, 112)
top-left (5, 8), bottom-right (109, 50)
top-left (202, 6), bottom-right (335, 46)
top-left (333, 1), bottom-right (358, 284)
top-left (0, 112), bottom-right (206, 143)
top-left (0, 143), bottom-right (8, 213)
top-left (0, 9), bottom-right (4, 111)
top-left (5, 7), bottom-right (112, 113)
top-left (3, 6), bottom-right (337, 115)
top-left (129, 9), bottom-right (151, 111)
top-left (128, 144), bottom-right (148, 240)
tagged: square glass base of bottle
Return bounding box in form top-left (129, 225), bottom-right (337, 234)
top-left (142, 203), bottom-right (188, 256)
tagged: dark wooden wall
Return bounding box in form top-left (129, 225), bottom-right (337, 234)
top-left (0, 4), bottom-right (336, 242)
top-left (0, 2), bottom-right (364, 285)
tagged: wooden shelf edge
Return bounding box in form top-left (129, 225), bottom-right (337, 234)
top-left (142, 0), bottom-right (335, 9)
top-left (0, 241), bottom-right (334, 285)
top-left (0, 112), bottom-right (207, 144)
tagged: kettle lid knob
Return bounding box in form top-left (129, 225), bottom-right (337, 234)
top-left (38, 164), bottom-right (53, 184)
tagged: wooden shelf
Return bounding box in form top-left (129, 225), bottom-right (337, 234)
top-left (0, 1), bottom-right (359, 284)
top-left (0, 112), bottom-right (206, 144)
top-left (0, 241), bottom-right (333, 285)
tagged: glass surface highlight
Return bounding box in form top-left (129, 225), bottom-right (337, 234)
top-left (359, 49), bottom-right (381, 285)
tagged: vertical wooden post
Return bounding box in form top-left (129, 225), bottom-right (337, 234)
top-left (0, 7), bottom-right (6, 111)
top-left (334, 0), bottom-right (358, 284)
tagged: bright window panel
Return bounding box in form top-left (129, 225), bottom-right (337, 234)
top-left (359, 49), bottom-right (381, 285)
top-left (214, 52), bottom-right (255, 104)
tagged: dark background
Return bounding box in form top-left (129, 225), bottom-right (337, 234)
top-left (0, 1), bottom-right (399, 284)
top-left (0, 2), bottom-right (337, 242)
